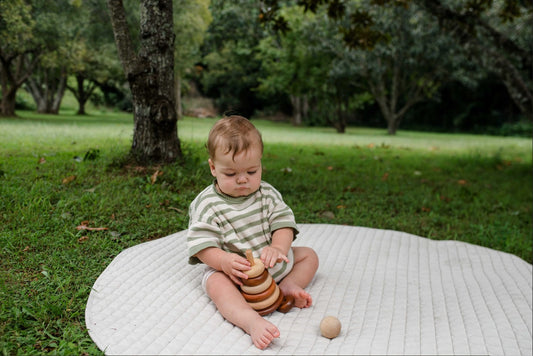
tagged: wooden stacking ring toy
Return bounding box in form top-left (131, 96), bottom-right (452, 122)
top-left (241, 279), bottom-right (277, 302)
top-left (243, 269), bottom-right (269, 286)
top-left (244, 258), bottom-right (264, 278)
top-left (240, 249), bottom-right (294, 316)
top-left (241, 274), bottom-right (273, 294)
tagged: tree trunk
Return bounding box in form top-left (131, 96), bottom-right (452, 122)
top-left (26, 67), bottom-right (67, 114)
top-left (107, 0), bottom-right (182, 164)
top-left (67, 74), bottom-right (97, 115)
top-left (0, 54), bottom-right (38, 117)
top-left (0, 87), bottom-right (17, 117)
top-left (386, 115), bottom-right (401, 135)
top-left (290, 95), bottom-right (302, 126)
top-left (175, 74), bottom-right (182, 119)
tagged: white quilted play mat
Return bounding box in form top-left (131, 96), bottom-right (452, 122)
top-left (86, 224), bottom-right (532, 355)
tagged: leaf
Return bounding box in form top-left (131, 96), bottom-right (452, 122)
top-left (38, 157), bottom-right (46, 164)
top-left (367, 143), bottom-right (375, 148)
top-left (78, 236), bottom-right (89, 243)
top-left (62, 175), bottom-right (76, 184)
top-left (168, 206), bottom-right (184, 213)
top-left (76, 222), bottom-right (108, 231)
top-left (382, 172), bottom-right (389, 181)
top-left (421, 206), bottom-right (431, 212)
top-left (150, 170), bottom-right (163, 184)
top-left (457, 179), bottom-right (467, 185)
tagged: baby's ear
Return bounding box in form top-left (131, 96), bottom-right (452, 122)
top-left (208, 159), bottom-right (216, 176)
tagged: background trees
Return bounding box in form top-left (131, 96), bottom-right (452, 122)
top-left (1, 0), bottom-right (530, 138)
top-left (0, 0), bottom-right (38, 117)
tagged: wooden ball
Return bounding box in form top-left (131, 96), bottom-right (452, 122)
top-left (320, 316), bottom-right (341, 339)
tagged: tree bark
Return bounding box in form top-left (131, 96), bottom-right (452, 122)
top-left (290, 95), bottom-right (302, 126)
top-left (175, 74), bottom-right (182, 119)
top-left (25, 67), bottom-right (67, 114)
top-left (107, 0), bottom-right (182, 164)
top-left (67, 74), bottom-right (97, 115)
top-left (0, 53), bottom-right (38, 117)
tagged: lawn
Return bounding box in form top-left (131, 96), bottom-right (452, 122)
top-left (0, 109), bottom-right (531, 355)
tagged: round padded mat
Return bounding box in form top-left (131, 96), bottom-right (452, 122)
top-left (86, 224), bottom-right (532, 355)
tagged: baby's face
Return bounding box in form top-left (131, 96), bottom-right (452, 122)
top-left (209, 144), bottom-right (262, 197)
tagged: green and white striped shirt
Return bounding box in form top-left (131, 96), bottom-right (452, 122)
top-left (187, 181), bottom-right (298, 281)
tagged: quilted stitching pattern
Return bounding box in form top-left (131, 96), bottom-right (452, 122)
top-left (85, 224), bottom-right (532, 355)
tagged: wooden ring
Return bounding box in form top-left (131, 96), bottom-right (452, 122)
top-left (247, 285), bottom-right (280, 310)
top-left (244, 258), bottom-right (264, 278)
top-left (242, 270), bottom-right (268, 287)
top-left (257, 290), bottom-right (284, 316)
top-left (277, 295), bottom-right (294, 313)
top-left (241, 274), bottom-right (272, 294)
top-left (241, 279), bottom-right (276, 302)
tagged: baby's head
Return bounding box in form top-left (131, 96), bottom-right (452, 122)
top-left (207, 115), bottom-right (263, 161)
top-left (207, 116), bottom-right (264, 197)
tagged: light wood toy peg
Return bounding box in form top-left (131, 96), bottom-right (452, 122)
top-left (240, 249), bottom-right (294, 316)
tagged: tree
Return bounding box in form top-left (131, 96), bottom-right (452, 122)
top-left (0, 0), bottom-right (39, 117)
top-left (106, 0), bottom-right (182, 164)
top-left (199, 0), bottom-right (267, 117)
top-left (417, 0), bottom-right (532, 118)
top-left (265, 0), bottom-right (532, 121)
top-left (257, 7), bottom-right (332, 126)
top-left (173, 0), bottom-right (212, 119)
top-left (64, 0), bottom-right (124, 115)
top-left (351, 3), bottom-right (464, 134)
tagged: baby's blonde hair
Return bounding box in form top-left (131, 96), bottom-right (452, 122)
top-left (207, 115), bottom-right (263, 161)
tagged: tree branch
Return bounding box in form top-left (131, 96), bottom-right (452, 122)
top-left (106, 0), bottom-right (138, 76)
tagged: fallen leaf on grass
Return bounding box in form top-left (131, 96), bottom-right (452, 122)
top-left (38, 157), bottom-right (46, 164)
top-left (76, 221), bottom-right (108, 231)
top-left (168, 206), bottom-right (184, 213)
top-left (23, 246), bottom-right (31, 252)
top-left (382, 172), bottom-right (389, 181)
top-left (367, 143), bottom-right (375, 148)
top-left (78, 236), bottom-right (89, 243)
top-left (62, 175), bottom-right (76, 184)
top-left (150, 170), bottom-right (163, 184)
top-left (421, 206), bottom-right (431, 212)
top-left (457, 179), bottom-right (467, 185)
top-left (440, 195), bottom-right (452, 203)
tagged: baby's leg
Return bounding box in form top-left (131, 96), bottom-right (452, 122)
top-left (205, 271), bottom-right (280, 349)
top-left (278, 246), bottom-right (319, 308)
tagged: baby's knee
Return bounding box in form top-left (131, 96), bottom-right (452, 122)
top-left (296, 246), bottom-right (319, 271)
top-left (205, 271), bottom-right (231, 295)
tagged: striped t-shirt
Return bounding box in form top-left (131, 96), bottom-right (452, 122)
top-left (187, 180), bottom-right (299, 281)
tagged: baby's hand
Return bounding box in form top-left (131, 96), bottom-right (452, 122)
top-left (221, 252), bottom-right (251, 285)
top-left (261, 246), bottom-right (289, 268)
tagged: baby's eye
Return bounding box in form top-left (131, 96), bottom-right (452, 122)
top-left (248, 171), bottom-right (257, 175)
top-left (225, 173), bottom-right (236, 177)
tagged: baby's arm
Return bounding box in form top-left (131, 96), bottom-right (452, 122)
top-left (195, 247), bottom-right (251, 285)
top-left (261, 228), bottom-right (294, 268)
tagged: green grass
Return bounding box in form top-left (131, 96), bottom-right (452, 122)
top-left (1, 110), bottom-right (532, 355)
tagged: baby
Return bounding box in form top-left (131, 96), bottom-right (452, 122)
top-left (187, 115), bottom-right (319, 349)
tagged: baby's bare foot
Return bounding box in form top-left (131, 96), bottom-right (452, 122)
top-left (248, 316), bottom-right (280, 349)
top-left (279, 282), bottom-right (312, 308)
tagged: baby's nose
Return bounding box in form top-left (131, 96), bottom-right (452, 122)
top-left (237, 175), bottom-right (247, 183)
